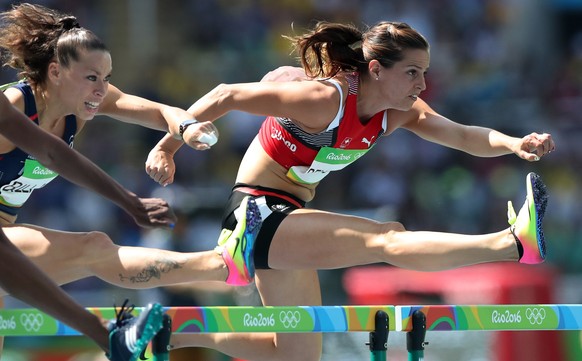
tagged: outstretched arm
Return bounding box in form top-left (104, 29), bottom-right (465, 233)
top-left (0, 92), bottom-right (110, 352)
top-left (0, 92), bottom-right (176, 228)
top-left (99, 84), bottom-right (219, 148)
top-left (398, 97), bottom-right (555, 161)
top-left (144, 65), bottom-right (318, 186)
top-left (98, 84), bottom-right (220, 186)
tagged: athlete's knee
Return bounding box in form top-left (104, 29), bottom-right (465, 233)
top-left (79, 231), bottom-right (116, 256)
top-left (382, 221), bottom-right (406, 233)
top-left (379, 221), bottom-right (408, 255)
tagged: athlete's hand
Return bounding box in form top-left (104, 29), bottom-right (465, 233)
top-left (145, 148), bottom-right (176, 187)
top-left (514, 132), bottom-right (555, 161)
top-left (131, 197), bottom-right (177, 229)
top-left (181, 121), bottom-right (219, 151)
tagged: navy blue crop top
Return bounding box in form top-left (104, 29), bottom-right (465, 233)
top-left (0, 82), bottom-right (77, 216)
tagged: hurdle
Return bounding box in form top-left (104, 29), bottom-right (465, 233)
top-left (2, 304), bottom-right (581, 360)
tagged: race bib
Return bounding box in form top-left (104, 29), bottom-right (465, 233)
top-left (0, 159), bottom-right (58, 207)
top-left (286, 146), bottom-right (369, 185)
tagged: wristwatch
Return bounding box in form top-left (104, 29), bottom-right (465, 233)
top-left (179, 119), bottom-right (199, 139)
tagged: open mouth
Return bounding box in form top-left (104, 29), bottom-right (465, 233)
top-left (85, 101), bottom-right (99, 110)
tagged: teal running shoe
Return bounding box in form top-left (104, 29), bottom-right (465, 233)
top-left (107, 301), bottom-right (164, 361)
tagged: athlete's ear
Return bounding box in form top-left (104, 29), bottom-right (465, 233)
top-left (368, 59), bottom-right (381, 80)
top-left (47, 61), bottom-right (61, 85)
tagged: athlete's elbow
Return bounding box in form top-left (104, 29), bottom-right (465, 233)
top-left (188, 83), bottom-right (232, 117)
top-left (38, 152), bottom-right (57, 170)
top-left (41, 144), bottom-right (70, 170)
top-left (211, 83), bottom-right (234, 108)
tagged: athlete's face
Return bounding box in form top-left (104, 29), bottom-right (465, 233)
top-left (377, 48), bottom-right (429, 111)
top-left (53, 49), bottom-right (112, 120)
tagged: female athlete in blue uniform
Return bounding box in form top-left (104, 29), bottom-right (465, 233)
top-left (0, 80), bottom-right (168, 361)
top-left (0, 4), bottom-right (265, 360)
top-left (0, 4), bottom-right (261, 355)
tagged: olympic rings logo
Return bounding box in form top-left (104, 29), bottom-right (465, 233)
top-left (279, 311), bottom-right (301, 329)
top-left (526, 307), bottom-right (546, 325)
top-left (20, 313), bottom-right (44, 332)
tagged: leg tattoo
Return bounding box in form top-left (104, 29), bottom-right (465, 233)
top-left (118, 259), bottom-right (185, 284)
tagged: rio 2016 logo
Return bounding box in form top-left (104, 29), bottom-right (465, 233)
top-left (491, 307), bottom-right (547, 325)
top-left (491, 309), bottom-right (522, 324)
top-left (0, 316), bottom-right (16, 330)
top-left (242, 311), bottom-right (302, 329)
top-left (243, 313), bottom-right (275, 328)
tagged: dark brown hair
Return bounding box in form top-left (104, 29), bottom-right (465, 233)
top-left (0, 3), bottom-right (108, 86)
top-left (287, 21), bottom-right (429, 78)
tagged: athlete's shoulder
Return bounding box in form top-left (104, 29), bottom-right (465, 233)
top-left (261, 66), bottom-right (307, 82)
top-left (2, 86), bottom-right (26, 114)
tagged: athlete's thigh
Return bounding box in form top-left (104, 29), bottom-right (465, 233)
top-left (267, 208), bottom-right (383, 270)
top-left (1, 224), bottom-right (91, 281)
top-left (255, 269), bottom-right (322, 360)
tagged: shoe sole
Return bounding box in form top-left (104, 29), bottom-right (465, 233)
top-left (528, 172), bottom-right (548, 260)
top-left (152, 314), bottom-right (172, 357)
top-left (223, 196), bottom-right (262, 284)
top-left (241, 197), bottom-right (262, 279)
top-left (130, 304), bottom-right (164, 361)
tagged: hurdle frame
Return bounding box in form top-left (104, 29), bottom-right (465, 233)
top-left (2, 304), bottom-right (581, 360)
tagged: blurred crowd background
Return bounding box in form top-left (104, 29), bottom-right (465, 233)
top-left (1, 0), bottom-right (582, 360)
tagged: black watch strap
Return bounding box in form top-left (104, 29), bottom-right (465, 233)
top-left (179, 119), bottom-right (199, 139)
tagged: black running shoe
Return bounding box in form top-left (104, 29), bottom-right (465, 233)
top-left (151, 313), bottom-right (172, 361)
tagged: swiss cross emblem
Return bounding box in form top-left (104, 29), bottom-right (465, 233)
top-left (340, 137), bottom-right (352, 148)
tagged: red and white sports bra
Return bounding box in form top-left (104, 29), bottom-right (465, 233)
top-left (258, 72), bottom-right (387, 185)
